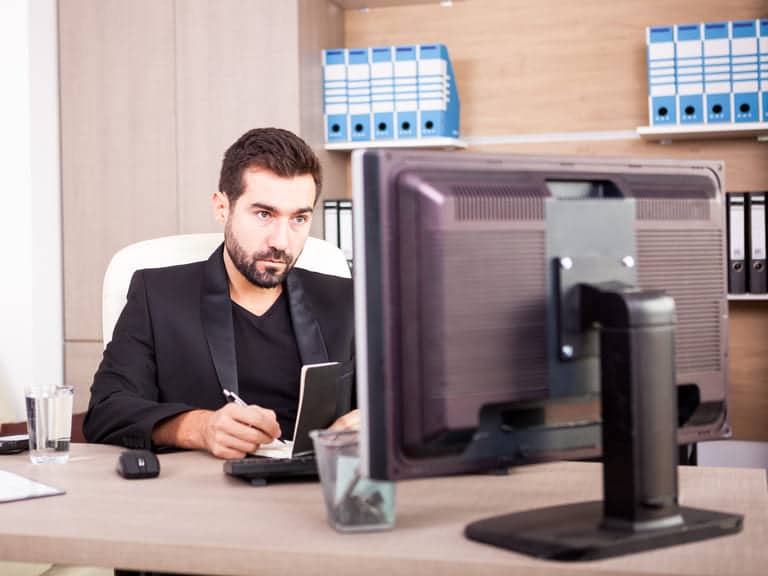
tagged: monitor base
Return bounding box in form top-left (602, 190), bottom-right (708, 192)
top-left (465, 500), bottom-right (742, 561)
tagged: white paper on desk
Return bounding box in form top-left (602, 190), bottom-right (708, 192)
top-left (252, 438), bottom-right (294, 459)
top-left (0, 470), bottom-right (65, 503)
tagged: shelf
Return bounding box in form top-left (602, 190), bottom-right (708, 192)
top-left (332, 0), bottom-right (462, 10)
top-left (637, 122), bottom-right (768, 143)
top-left (728, 294), bottom-right (768, 301)
top-left (325, 137), bottom-right (468, 151)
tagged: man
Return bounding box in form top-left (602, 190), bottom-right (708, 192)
top-left (84, 127), bottom-right (357, 459)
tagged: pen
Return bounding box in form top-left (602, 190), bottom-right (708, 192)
top-left (222, 388), bottom-right (286, 444)
top-left (221, 388), bottom-right (247, 407)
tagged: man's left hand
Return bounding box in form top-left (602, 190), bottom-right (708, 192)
top-left (329, 409), bottom-right (360, 431)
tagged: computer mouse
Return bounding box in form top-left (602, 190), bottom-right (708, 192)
top-left (117, 449), bottom-right (160, 479)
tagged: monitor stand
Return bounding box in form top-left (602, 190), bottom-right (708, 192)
top-left (465, 283), bottom-right (742, 561)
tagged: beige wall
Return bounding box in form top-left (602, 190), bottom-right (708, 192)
top-left (59, 0), bottom-right (345, 411)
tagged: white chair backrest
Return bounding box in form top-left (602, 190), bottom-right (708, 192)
top-left (102, 233), bottom-right (351, 347)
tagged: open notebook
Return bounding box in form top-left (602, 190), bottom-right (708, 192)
top-left (224, 360), bottom-right (354, 483)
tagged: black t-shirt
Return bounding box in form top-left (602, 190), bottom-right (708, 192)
top-left (232, 291), bottom-right (302, 439)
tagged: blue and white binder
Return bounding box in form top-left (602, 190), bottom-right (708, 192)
top-left (347, 48), bottom-right (372, 141)
top-left (394, 46), bottom-right (418, 139)
top-left (731, 20), bottom-right (760, 123)
top-left (675, 24), bottom-right (704, 124)
top-left (323, 44), bottom-right (461, 146)
top-left (417, 44), bottom-right (460, 139)
top-left (647, 27), bottom-right (677, 125)
top-left (370, 46), bottom-right (395, 140)
top-left (759, 19), bottom-right (768, 122)
top-left (323, 50), bottom-right (348, 142)
top-left (703, 22), bottom-right (732, 123)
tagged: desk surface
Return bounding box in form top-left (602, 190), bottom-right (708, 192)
top-left (0, 444), bottom-right (765, 576)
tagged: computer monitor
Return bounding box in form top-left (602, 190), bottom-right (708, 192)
top-left (352, 149), bottom-right (742, 561)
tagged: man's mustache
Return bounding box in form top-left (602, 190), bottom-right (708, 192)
top-left (254, 248), bottom-right (292, 265)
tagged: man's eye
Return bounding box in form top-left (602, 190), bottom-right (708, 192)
top-left (294, 215), bottom-right (308, 225)
top-left (256, 211), bottom-right (271, 220)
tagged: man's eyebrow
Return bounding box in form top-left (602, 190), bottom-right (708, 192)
top-left (249, 202), bottom-right (313, 216)
top-left (249, 202), bottom-right (277, 212)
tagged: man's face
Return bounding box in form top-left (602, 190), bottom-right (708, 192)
top-left (217, 168), bottom-right (315, 288)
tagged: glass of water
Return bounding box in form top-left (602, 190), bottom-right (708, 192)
top-left (25, 385), bottom-right (74, 464)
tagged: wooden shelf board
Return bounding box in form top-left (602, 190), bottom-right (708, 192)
top-left (325, 137), bottom-right (468, 151)
top-left (332, 0), bottom-right (461, 10)
top-left (728, 294), bottom-right (768, 301)
top-left (637, 122), bottom-right (768, 142)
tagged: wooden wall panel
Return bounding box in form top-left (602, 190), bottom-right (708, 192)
top-left (175, 0), bottom-right (303, 234)
top-left (346, 0), bottom-right (766, 136)
top-left (299, 0), bottom-right (349, 232)
top-left (60, 0), bottom-right (346, 399)
top-left (60, 0), bottom-right (178, 342)
top-left (345, 0), bottom-right (768, 440)
top-left (471, 139), bottom-right (768, 193)
top-left (727, 303), bottom-right (768, 440)
top-left (64, 342), bottom-right (103, 414)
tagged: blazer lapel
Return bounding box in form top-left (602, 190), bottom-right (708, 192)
top-left (201, 244), bottom-right (239, 395)
top-left (286, 272), bottom-right (329, 365)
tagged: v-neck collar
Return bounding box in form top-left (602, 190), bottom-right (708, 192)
top-left (200, 244), bottom-right (329, 395)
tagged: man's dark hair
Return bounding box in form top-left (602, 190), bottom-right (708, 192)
top-left (219, 127), bottom-right (322, 205)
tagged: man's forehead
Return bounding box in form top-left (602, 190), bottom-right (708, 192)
top-left (240, 168), bottom-right (315, 208)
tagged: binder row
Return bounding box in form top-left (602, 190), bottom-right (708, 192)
top-left (646, 19), bottom-right (768, 126)
top-left (322, 44), bottom-right (460, 144)
top-left (727, 192), bottom-right (767, 294)
top-left (323, 199), bottom-right (353, 266)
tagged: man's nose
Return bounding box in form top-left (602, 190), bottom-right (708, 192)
top-left (267, 219), bottom-right (290, 251)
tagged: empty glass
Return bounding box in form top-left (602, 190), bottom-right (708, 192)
top-left (311, 429), bottom-right (395, 532)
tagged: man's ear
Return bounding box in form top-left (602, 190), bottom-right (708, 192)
top-left (212, 191), bottom-right (229, 224)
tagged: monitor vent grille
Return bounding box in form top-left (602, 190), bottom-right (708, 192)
top-left (624, 173), bottom-right (715, 200)
top-left (637, 199), bottom-right (711, 221)
top-left (425, 230), bottom-right (548, 397)
top-left (452, 186), bottom-right (545, 221)
top-left (637, 229), bottom-right (725, 373)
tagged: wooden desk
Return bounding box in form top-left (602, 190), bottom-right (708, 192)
top-left (0, 444), bottom-right (765, 575)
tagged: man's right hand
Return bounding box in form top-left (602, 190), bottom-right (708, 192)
top-left (200, 403), bottom-right (282, 459)
top-left (152, 403), bottom-right (281, 459)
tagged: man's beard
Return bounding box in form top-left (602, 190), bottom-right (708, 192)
top-left (224, 223), bottom-right (295, 288)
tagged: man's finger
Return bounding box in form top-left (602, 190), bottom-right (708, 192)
top-left (222, 403), bottom-right (282, 439)
top-left (220, 417), bottom-right (277, 447)
top-left (329, 409), bottom-right (360, 431)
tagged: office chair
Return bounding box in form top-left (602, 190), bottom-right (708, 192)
top-left (102, 233), bottom-right (351, 346)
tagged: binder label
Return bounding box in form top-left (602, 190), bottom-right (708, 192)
top-left (730, 201), bottom-right (745, 260)
top-left (649, 43), bottom-right (675, 60)
top-left (751, 196), bottom-right (766, 260)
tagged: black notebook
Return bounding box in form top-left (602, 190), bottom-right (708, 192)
top-left (223, 360), bottom-right (354, 484)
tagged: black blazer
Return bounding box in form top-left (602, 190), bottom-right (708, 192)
top-left (83, 244), bottom-right (354, 450)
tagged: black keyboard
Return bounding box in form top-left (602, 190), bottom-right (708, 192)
top-left (223, 454), bottom-right (318, 485)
